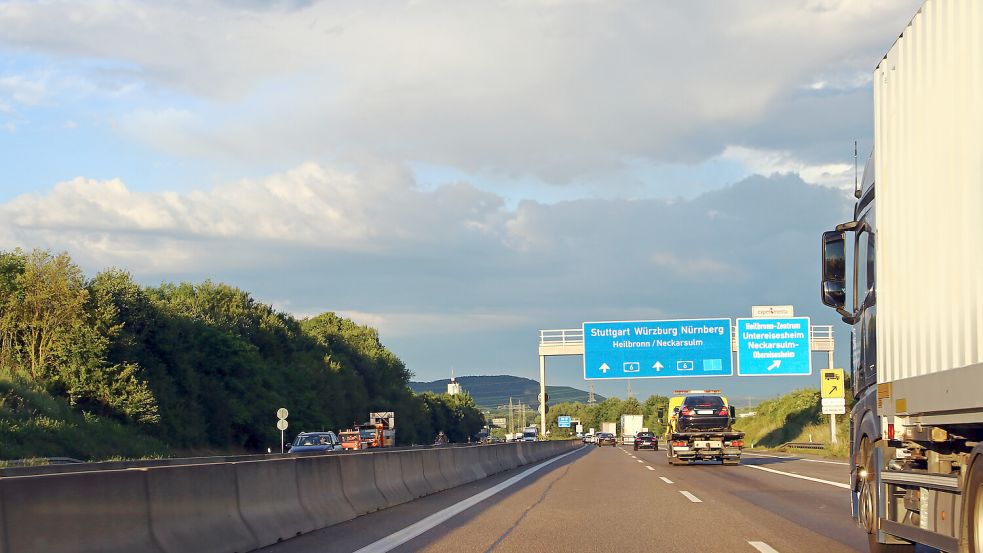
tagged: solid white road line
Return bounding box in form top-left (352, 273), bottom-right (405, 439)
top-left (351, 446), bottom-right (586, 553)
top-left (659, 476), bottom-right (673, 484)
top-left (679, 490), bottom-right (702, 503)
top-left (748, 541), bottom-right (780, 553)
top-left (743, 452), bottom-right (848, 466)
top-left (745, 464), bottom-right (850, 489)
top-left (645, 466), bottom-right (655, 471)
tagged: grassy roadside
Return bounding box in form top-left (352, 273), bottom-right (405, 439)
top-left (735, 388), bottom-right (850, 458)
top-left (0, 376), bottom-right (169, 462)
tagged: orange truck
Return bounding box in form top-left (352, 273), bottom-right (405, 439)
top-left (340, 412), bottom-right (396, 450)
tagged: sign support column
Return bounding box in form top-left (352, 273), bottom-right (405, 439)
top-left (539, 355), bottom-right (547, 436)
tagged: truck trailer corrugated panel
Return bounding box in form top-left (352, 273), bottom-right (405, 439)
top-left (874, 0), bottom-right (983, 417)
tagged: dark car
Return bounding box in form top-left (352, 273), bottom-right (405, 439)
top-left (596, 432), bottom-right (617, 446)
top-left (633, 431), bottom-right (658, 451)
top-left (675, 395), bottom-right (732, 432)
top-left (288, 431), bottom-right (341, 453)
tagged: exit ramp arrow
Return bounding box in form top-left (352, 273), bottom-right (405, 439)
top-left (767, 360), bottom-right (781, 371)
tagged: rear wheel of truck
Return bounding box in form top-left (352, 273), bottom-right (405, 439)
top-left (961, 445), bottom-right (982, 553)
top-left (858, 438), bottom-right (915, 552)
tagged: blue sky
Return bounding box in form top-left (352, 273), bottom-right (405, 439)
top-left (0, 0), bottom-right (925, 401)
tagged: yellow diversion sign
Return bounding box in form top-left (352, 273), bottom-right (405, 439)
top-left (821, 368), bottom-right (845, 399)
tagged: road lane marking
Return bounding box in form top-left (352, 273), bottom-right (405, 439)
top-left (637, 459), bottom-right (644, 463)
top-left (748, 541), bottom-right (780, 553)
top-left (679, 490), bottom-right (702, 503)
top-left (645, 466), bottom-right (654, 471)
top-left (743, 452), bottom-right (847, 466)
top-left (745, 464), bottom-right (850, 489)
top-left (351, 446), bottom-right (586, 553)
top-left (659, 476), bottom-right (673, 484)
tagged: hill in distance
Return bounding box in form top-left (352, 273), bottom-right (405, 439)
top-left (409, 375), bottom-right (604, 410)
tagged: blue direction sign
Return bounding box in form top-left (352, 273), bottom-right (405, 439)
top-left (736, 317), bottom-right (812, 376)
top-left (583, 319), bottom-right (733, 380)
top-left (558, 416), bottom-right (571, 428)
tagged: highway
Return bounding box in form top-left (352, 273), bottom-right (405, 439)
top-left (258, 445), bottom-right (868, 553)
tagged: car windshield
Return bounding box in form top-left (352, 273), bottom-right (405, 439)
top-left (359, 428), bottom-right (377, 439)
top-left (637, 433), bottom-right (653, 437)
top-left (293, 434), bottom-right (332, 446)
top-left (523, 431), bottom-right (536, 437)
top-left (684, 395), bottom-right (724, 409)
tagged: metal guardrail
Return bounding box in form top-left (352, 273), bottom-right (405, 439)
top-left (778, 442), bottom-right (827, 451)
top-left (539, 328), bottom-right (584, 346)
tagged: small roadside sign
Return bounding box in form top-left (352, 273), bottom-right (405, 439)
top-left (752, 305), bottom-right (795, 318)
top-left (821, 369), bottom-right (845, 399)
top-left (822, 397), bottom-right (846, 414)
top-left (276, 419), bottom-right (289, 431)
top-left (277, 408), bottom-right (289, 420)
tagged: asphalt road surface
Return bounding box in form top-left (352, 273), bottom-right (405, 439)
top-left (257, 445), bottom-right (873, 553)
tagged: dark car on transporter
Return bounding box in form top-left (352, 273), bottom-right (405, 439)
top-left (674, 395), bottom-right (733, 432)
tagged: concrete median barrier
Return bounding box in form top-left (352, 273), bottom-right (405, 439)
top-left (460, 446), bottom-right (487, 481)
top-left (338, 452), bottom-right (387, 516)
top-left (479, 445), bottom-right (501, 476)
top-left (295, 454), bottom-right (358, 528)
top-left (147, 462), bottom-right (258, 553)
top-left (437, 446), bottom-right (469, 488)
top-left (373, 452), bottom-right (414, 508)
top-left (236, 458), bottom-right (318, 546)
top-left (398, 450), bottom-right (433, 498)
top-left (421, 447), bottom-right (451, 492)
top-left (1, 469), bottom-right (165, 553)
top-left (516, 442), bottom-right (530, 465)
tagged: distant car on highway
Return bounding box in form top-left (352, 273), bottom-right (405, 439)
top-left (596, 432), bottom-right (617, 446)
top-left (582, 433), bottom-right (595, 444)
top-left (288, 431), bottom-right (341, 453)
top-left (675, 395), bottom-right (732, 432)
top-left (633, 431), bottom-right (658, 451)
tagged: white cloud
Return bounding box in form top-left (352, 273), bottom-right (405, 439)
top-left (0, 0), bottom-right (923, 184)
top-left (0, 74), bottom-right (48, 106)
top-left (720, 145), bottom-right (854, 189)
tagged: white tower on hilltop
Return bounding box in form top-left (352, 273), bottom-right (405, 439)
top-left (447, 369), bottom-right (463, 395)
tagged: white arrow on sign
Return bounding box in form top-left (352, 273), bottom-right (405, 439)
top-left (767, 360), bottom-right (782, 371)
top-left (653, 362), bottom-right (664, 371)
top-left (599, 363), bottom-right (610, 374)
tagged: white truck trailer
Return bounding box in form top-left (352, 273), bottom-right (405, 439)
top-left (820, 1), bottom-right (982, 550)
top-left (620, 414), bottom-right (644, 445)
top-left (601, 422), bottom-right (616, 437)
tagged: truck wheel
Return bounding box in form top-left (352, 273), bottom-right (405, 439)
top-left (859, 439), bottom-right (915, 552)
top-left (961, 446), bottom-right (982, 553)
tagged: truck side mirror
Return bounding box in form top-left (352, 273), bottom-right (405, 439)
top-left (673, 407), bottom-right (680, 414)
top-left (821, 230), bottom-right (847, 309)
top-left (657, 409), bottom-right (665, 422)
top-left (728, 406), bottom-right (736, 423)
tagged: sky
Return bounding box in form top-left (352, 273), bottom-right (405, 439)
top-left (0, 0), bottom-right (925, 402)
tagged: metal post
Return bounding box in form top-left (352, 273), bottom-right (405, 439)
top-left (539, 355), bottom-right (547, 436)
top-left (280, 429), bottom-right (284, 453)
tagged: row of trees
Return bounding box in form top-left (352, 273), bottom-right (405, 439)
top-left (543, 395), bottom-right (672, 437)
top-left (0, 249), bottom-right (484, 455)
